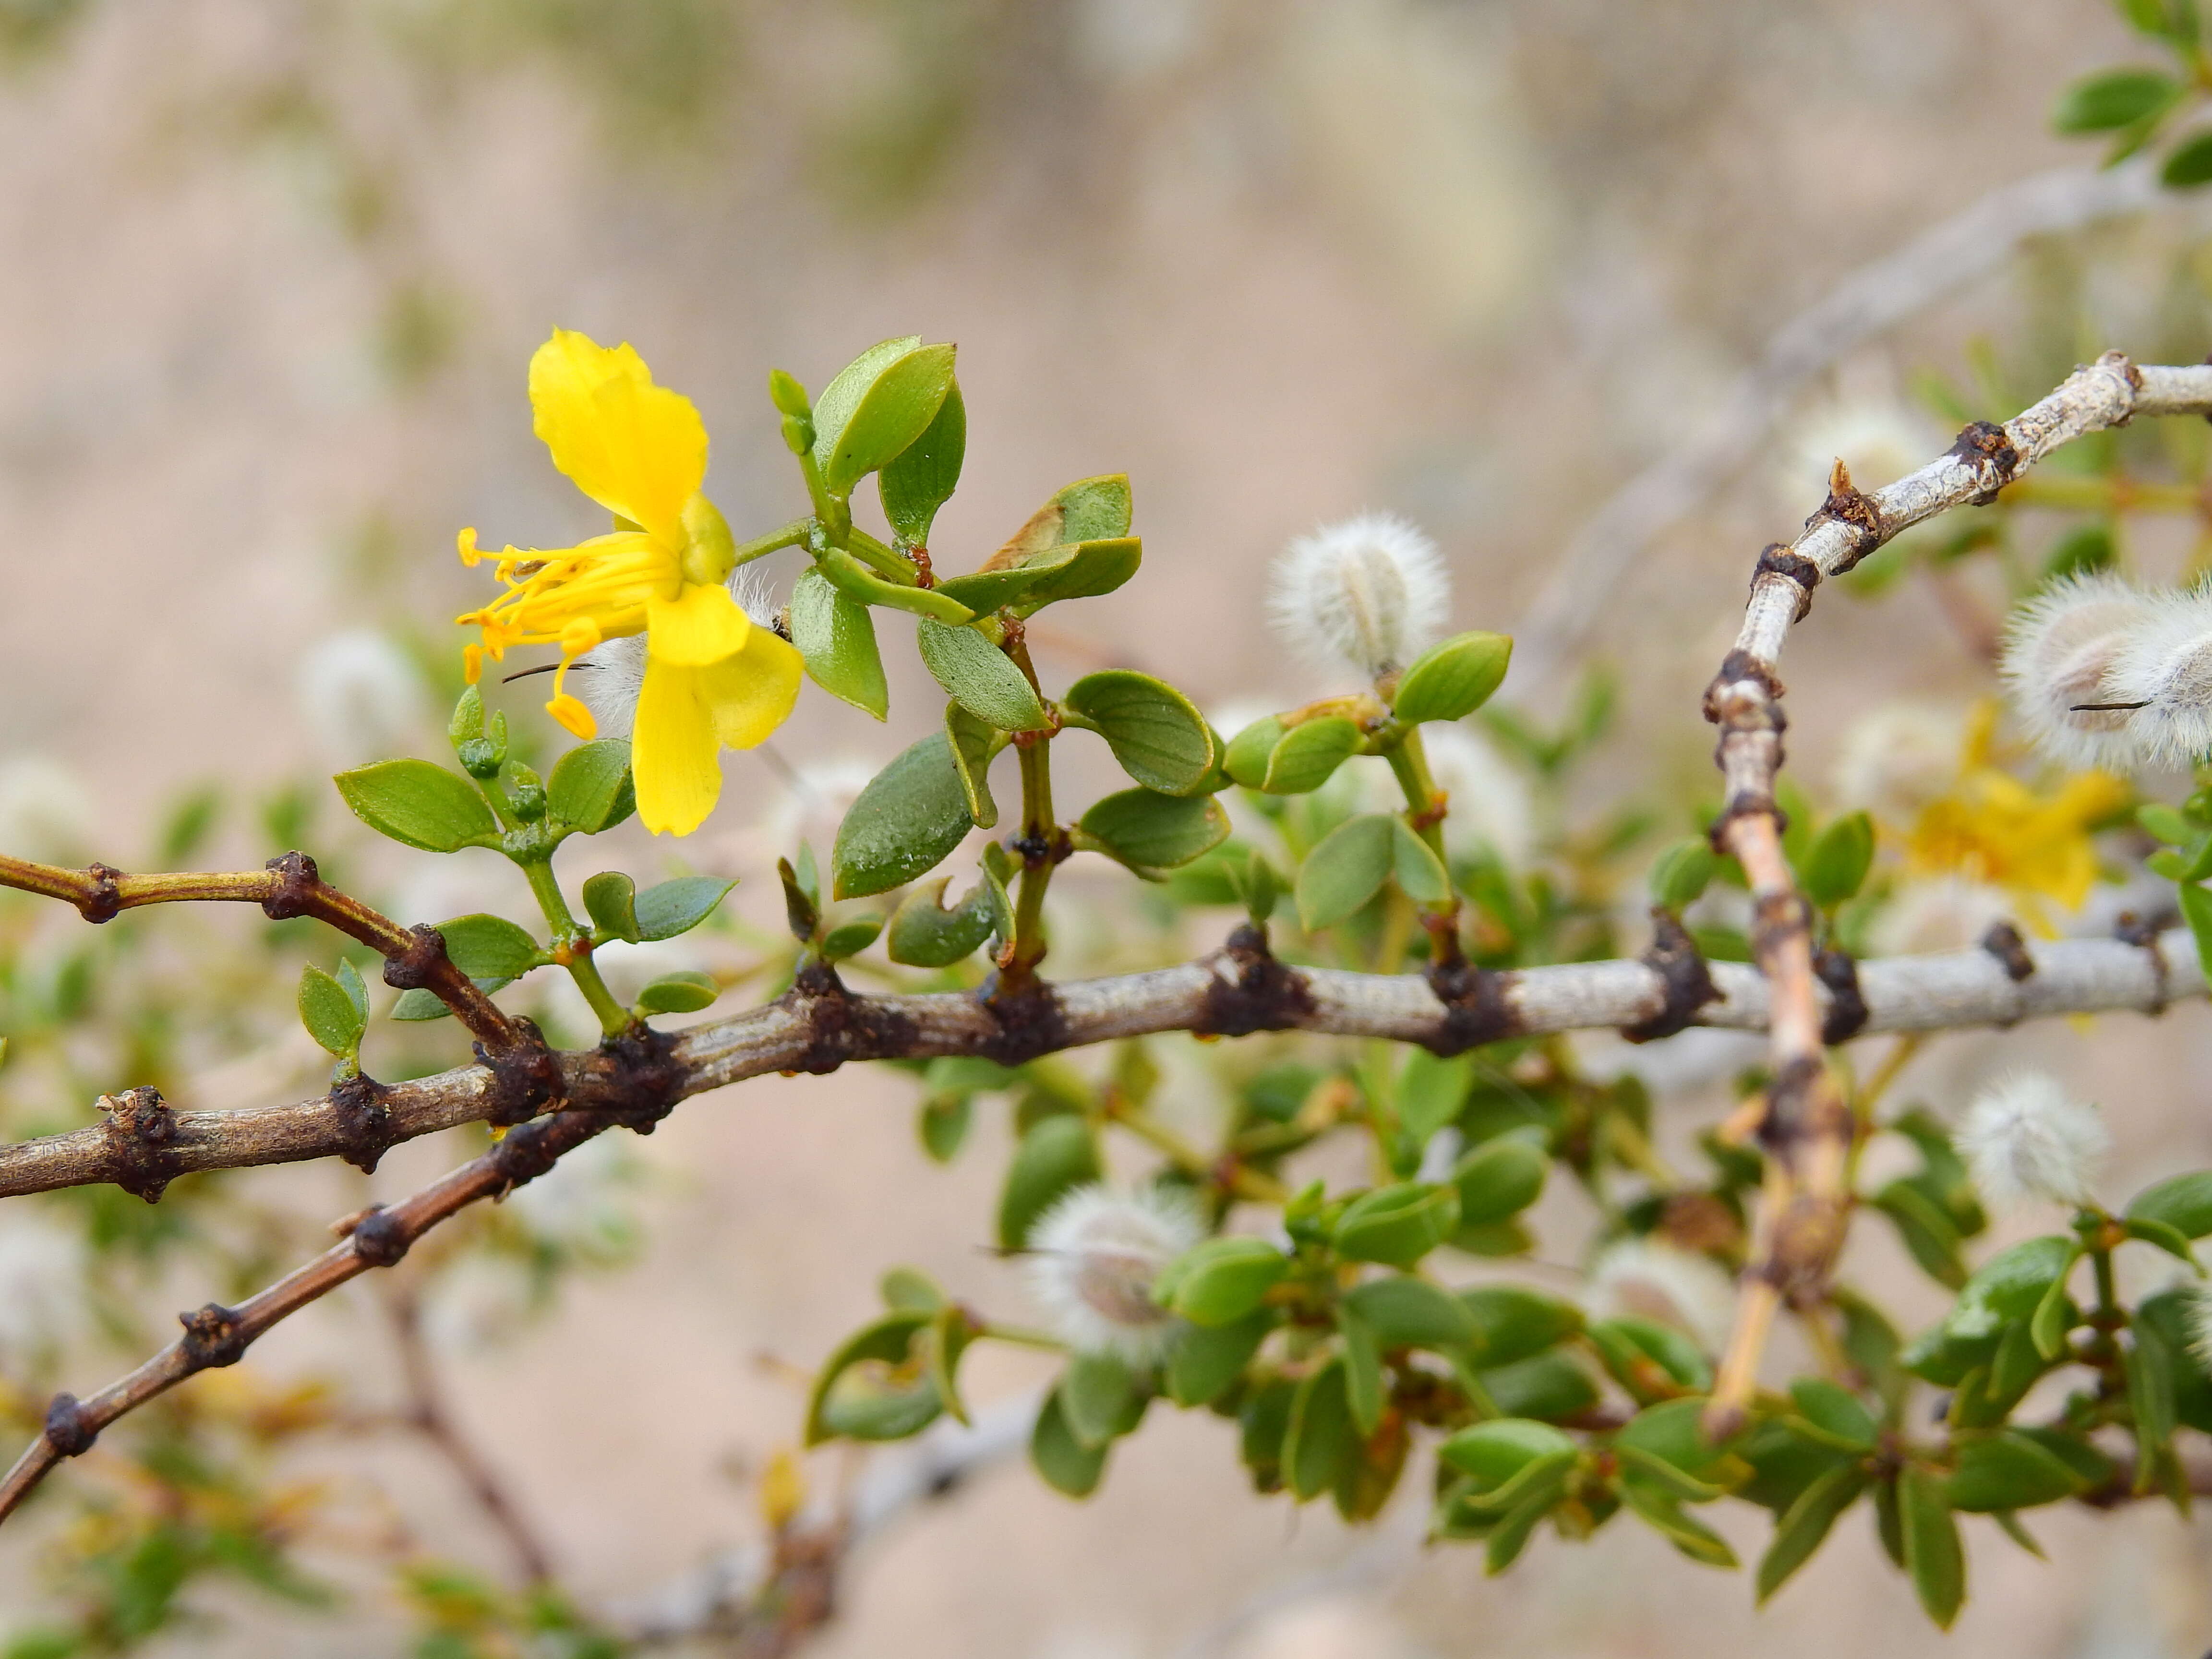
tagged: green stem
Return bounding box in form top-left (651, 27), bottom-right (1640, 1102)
top-left (1384, 727), bottom-right (1449, 861)
top-left (796, 449), bottom-right (844, 538)
top-left (976, 1323), bottom-right (1066, 1353)
top-left (1006, 739), bottom-right (1056, 986)
top-left (842, 524), bottom-right (918, 582)
top-left (521, 859), bottom-right (628, 1037)
top-left (731, 519), bottom-right (812, 568)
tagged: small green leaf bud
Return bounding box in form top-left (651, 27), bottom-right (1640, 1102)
top-left (768, 368), bottom-right (812, 419)
top-left (781, 413), bottom-right (815, 456)
top-left (456, 710), bottom-right (512, 780)
top-left (507, 764), bottom-right (547, 822)
top-left (448, 684), bottom-right (486, 746)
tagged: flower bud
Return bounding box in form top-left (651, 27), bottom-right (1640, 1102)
top-left (1954, 1071), bottom-right (2107, 1213)
top-left (1998, 573), bottom-right (2152, 771)
top-left (1266, 511), bottom-right (1450, 684)
top-left (507, 763), bottom-right (547, 822)
top-left (1024, 1182), bottom-right (1204, 1363)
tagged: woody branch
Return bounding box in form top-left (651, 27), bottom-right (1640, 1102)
top-left (1702, 351), bottom-right (2212, 1433)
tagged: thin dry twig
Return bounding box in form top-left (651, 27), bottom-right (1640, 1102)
top-left (1702, 353), bottom-right (2212, 1432)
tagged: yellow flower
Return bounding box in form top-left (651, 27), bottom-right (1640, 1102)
top-left (1900, 702), bottom-right (2128, 931)
top-left (457, 330), bottom-right (801, 836)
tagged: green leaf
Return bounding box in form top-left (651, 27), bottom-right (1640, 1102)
top-left (2030, 1248), bottom-right (2084, 1359)
top-left (546, 740), bottom-right (636, 834)
top-left (1031, 1384), bottom-right (1110, 1498)
top-left (2164, 127), bottom-right (2212, 187)
top-left (1801, 811), bottom-right (1875, 908)
top-left (808, 336), bottom-right (921, 479)
top-left (1388, 818), bottom-right (1451, 904)
top-left (1391, 631), bottom-right (1512, 724)
top-left (1459, 1285), bottom-right (1584, 1367)
top-left (778, 857), bottom-right (820, 942)
top-left (915, 620), bottom-right (1049, 732)
top-left (1332, 1307), bottom-right (1382, 1435)
top-left (1223, 716), bottom-right (1286, 787)
top-left (1343, 1275), bottom-right (1478, 1349)
top-left (2051, 66), bottom-right (2181, 132)
top-left (1588, 1318), bottom-right (1711, 1398)
top-left (1296, 814), bottom-right (1397, 930)
top-left (1061, 671), bottom-right (1216, 795)
top-left (1946, 1430), bottom-right (2085, 1512)
top-left (997, 1115), bottom-right (1102, 1251)
top-left (921, 1303), bottom-right (976, 1425)
top-left (1285, 1358), bottom-right (1356, 1501)
top-left (1156, 1237), bottom-right (1289, 1326)
top-left (1262, 717), bottom-right (1362, 794)
top-left (1397, 1048), bottom-right (1472, 1147)
top-left (1477, 1350), bottom-right (1599, 1422)
top-left (1438, 1418), bottom-right (1578, 1487)
top-left (1874, 1180), bottom-right (1970, 1289)
top-left (1166, 1309), bottom-right (1274, 1407)
top-left (1451, 1137), bottom-right (1548, 1226)
top-left (2182, 881), bottom-right (2212, 988)
top-left (887, 875), bottom-right (998, 967)
top-left (333, 759), bottom-right (497, 853)
top-left (634, 876), bottom-right (738, 941)
top-left (1061, 1351), bottom-right (1137, 1450)
top-left (824, 343), bottom-right (956, 495)
top-left (1015, 536), bottom-right (1144, 615)
top-left (822, 915), bottom-right (883, 960)
top-left (435, 914), bottom-right (544, 983)
top-left (1485, 1472), bottom-right (1570, 1573)
top-left (2128, 1169), bottom-right (2212, 1238)
top-left (943, 702), bottom-right (1004, 830)
top-left (1756, 1461), bottom-right (1869, 1603)
top-left (1333, 1182), bottom-right (1460, 1267)
top-left (2125, 1214), bottom-right (2200, 1266)
top-left (635, 971), bottom-right (718, 1015)
top-left (2140, 802), bottom-right (2192, 845)
top-left (2126, 1317), bottom-right (2179, 1488)
top-left (1899, 1466), bottom-right (1965, 1629)
top-left (1619, 1480), bottom-right (1738, 1567)
top-left (582, 871), bottom-right (641, 943)
top-left (881, 379), bottom-right (966, 545)
top-left (1945, 1235), bottom-right (2076, 1340)
top-left (298, 964), bottom-right (367, 1057)
top-left (1650, 837), bottom-right (1720, 910)
top-left (832, 733), bottom-right (975, 900)
top-left (918, 1093), bottom-right (971, 1161)
top-left (1788, 1379), bottom-right (1877, 1448)
top-left (805, 1311), bottom-right (940, 1444)
top-left (790, 571), bottom-right (889, 721)
top-left (1075, 789), bottom-right (1230, 876)
top-left (814, 546), bottom-right (975, 624)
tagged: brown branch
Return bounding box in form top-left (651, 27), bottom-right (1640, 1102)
top-left (0, 1030), bottom-right (684, 1525)
top-left (1701, 353), bottom-right (2212, 1434)
top-left (0, 850), bottom-right (522, 1055)
top-left (379, 1275), bottom-right (559, 1587)
top-left (0, 925), bottom-right (2198, 1201)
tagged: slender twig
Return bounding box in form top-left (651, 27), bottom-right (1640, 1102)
top-left (0, 1064), bottom-right (675, 1523)
top-left (0, 923), bottom-right (2195, 1201)
top-left (379, 1275), bottom-right (560, 1587)
top-left (1702, 352), bottom-right (2212, 1433)
top-left (1511, 160), bottom-right (2164, 694)
top-left (0, 850), bottom-right (518, 1052)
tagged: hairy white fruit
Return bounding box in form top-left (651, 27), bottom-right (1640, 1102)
top-left (1266, 511), bottom-right (1450, 682)
top-left (1998, 572), bottom-right (2154, 771)
top-left (1955, 1070), bottom-right (2108, 1212)
top-left (1024, 1182), bottom-right (1205, 1364)
top-left (2104, 581), bottom-right (2212, 768)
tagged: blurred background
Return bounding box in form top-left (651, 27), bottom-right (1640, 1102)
top-left (2, 0), bottom-right (2212, 1653)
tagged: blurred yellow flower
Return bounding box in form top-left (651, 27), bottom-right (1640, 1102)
top-left (457, 329), bottom-right (801, 836)
top-left (1899, 703), bottom-right (2128, 931)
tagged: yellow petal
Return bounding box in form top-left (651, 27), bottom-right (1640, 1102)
top-left (698, 626), bottom-right (803, 750)
top-left (529, 329), bottom-right (708, 543)
top-left (646, 582), bottom-right (751, 667)
top-left (632, 658), bottom-right (721, 836)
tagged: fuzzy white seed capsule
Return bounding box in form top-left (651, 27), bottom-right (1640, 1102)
top-left (1955, 1071), bottom-right (2108, 1213)
top-left (2102, 582), bottom-right (2212, 768)
top-left (1266, 511), bottom-right (1450, 683)
top-left (1998, 572), bottom-right (2154, 771)
top-left (1024, 1182), bottom-right (1205, 1364)
top-left (1585, 1238), bottom-right (1737, 1357)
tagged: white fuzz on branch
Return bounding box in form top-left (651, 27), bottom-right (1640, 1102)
top-left (2103, 582), bottom-right (2212, 768)
top-left (1998, 572), bottom-right (2155, 772)
top-left (1266, 511), bottom-right (1450, 683)
top-left (1955, 1071), bottom-right (2108, 1213)
top-left (1024, 1182), bottom-right (1204, 1364)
